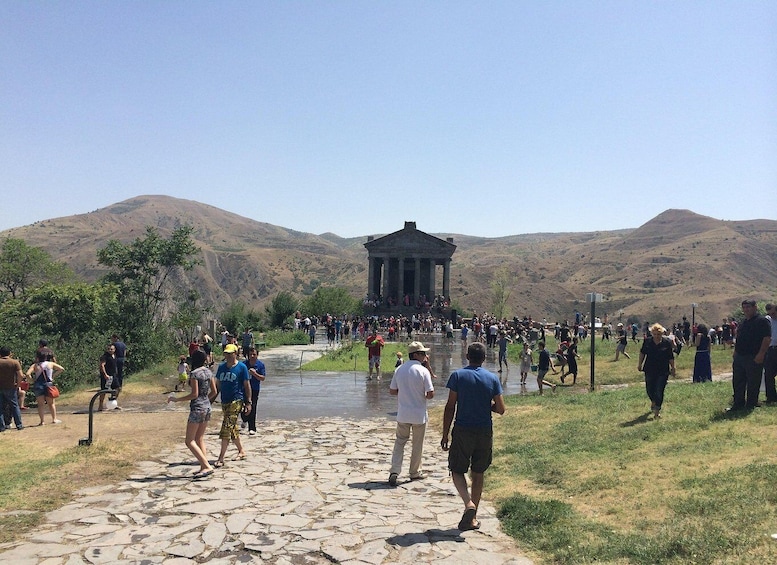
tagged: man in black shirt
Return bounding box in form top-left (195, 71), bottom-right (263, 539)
top-left (729, 299), bottom-right (771, 411)
top-left (764, 303), bottom-right (777, 404)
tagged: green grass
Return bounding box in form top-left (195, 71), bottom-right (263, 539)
top-left (505, 334), bottom-right (733, 387)
top-left (487, 380), bottom-right (777, 564)
top-left (302, 340), bottom-right (407, 373)
top-left (261, 329), bottom-right (310, 347)
top-left (303, 334), bottom-right (733, 387)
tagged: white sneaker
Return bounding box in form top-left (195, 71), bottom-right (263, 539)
top-left (248, 430), bottom-right (256, 435)
top-left (241, 420), bottom-right (247, 429)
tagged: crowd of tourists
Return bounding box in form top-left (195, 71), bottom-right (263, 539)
top-left (0, 335), bottom-right (129, 430)
top-left (363, 292), bottom-right (451, 312)
top-left (3, 295), bottom-right (774, 538)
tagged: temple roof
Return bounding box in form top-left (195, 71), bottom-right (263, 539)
top-left (364, 221), bottom-right (456, 257)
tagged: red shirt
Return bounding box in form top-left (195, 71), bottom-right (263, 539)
top-left (366, 335), bottom-right (385, 357)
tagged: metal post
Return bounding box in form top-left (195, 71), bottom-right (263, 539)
top-left (586, 293), bottom-right (603, 392)
top-left (590, 299), bottom-right (596, 392)
top-left (692, 303), bottom-right (697, 327)
top-left (79, 388), bottom-right (113, 446)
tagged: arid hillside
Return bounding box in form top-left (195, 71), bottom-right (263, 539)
top-left (4, 195), bottom-right (776, 326)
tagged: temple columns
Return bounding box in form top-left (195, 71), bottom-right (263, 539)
top-left (382, 255), bottom-right (390, 300)
top-left (443, 258), bottom-right (451, 299)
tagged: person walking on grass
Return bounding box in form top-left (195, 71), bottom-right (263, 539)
top-left (388, 341), bottom-right (436, 486)
top-left (614, 323), bottom-right (631, 361)
top-left (213, 344), bottom-right (251, 467)
top-left (728, 299), bottom-right (771, 412)
top-left (638, 323), bottom-right (676, 419)
top-left (692, 324), bottom-right (712, 383)
top-left (764, 303), bottom-right (777, 404)
top-left (441, 342), bottom-right (505, 532)
top-left (561, 336), bottom-right (581, 384)
top-left (536, 341), bottom-right (558, 394)
top-left (167, 350), bottom-right (217, 478)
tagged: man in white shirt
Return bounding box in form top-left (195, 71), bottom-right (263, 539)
top-left (388, 341), bottom-right (436, 486)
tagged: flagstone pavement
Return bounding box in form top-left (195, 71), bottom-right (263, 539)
top-left (0, 416), bottom-right (533, 564)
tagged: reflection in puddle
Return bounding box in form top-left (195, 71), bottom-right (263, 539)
top-left (256, 333), bottom-right (541, 420)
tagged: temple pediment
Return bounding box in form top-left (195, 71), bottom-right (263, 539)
top-left (364, 221), bottom-right (456, 257)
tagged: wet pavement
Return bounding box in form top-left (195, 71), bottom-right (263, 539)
top-left (256, 332), bottom-right (543, 420)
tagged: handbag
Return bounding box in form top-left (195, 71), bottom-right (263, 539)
top-left (45, 384), bottom-right (60, 398)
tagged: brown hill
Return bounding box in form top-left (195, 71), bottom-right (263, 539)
top-left (3, 196), bottom-right (776, 326)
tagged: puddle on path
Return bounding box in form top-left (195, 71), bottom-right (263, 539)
top-left (257, 333), bottom-right (541, 420)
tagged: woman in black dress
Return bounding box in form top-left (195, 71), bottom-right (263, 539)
top-left (638, 323), bottom-right (676, 419)
top-left (692, 324), bottom-right (712, 383)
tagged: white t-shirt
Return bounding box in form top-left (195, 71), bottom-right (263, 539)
top-left (389, 360), bottom-right (434, 425)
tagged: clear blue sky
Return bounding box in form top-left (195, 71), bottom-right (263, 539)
top-left (2, 2), bottom-right (775, 238)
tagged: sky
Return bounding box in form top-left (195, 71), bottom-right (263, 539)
top-left (1, 1), bottom-right (775, 238)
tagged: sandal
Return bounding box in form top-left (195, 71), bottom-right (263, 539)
top-left (458, 507), bottom-right (478, 531)
top-left (213, 460), bottom-right (225, 468)
top-left (235, 453), bottom-right (247, 460)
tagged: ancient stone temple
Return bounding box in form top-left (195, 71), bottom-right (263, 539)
top-left (363, 222), bottom-right (456, 308)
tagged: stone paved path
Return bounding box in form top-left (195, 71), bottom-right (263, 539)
top-left (0, 417), bottom-right (533, 564)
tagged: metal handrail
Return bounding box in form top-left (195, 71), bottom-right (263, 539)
top-left (78, 388), bottom-right (113, 446)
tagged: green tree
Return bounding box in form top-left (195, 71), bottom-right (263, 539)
top-left (20, 282), bottom-right (119, 342)
top-left (302, 286), bottom-right (360, 318)
top-left (219, 300), bottom-right (264, 335)
top-left (0, 237), bottom-right (72, 298)
top-left (0, 281), bottom-right (119, 390)
top-left (170, 289), bottom-right (211, 345)
top-left (97, 225), bottom-right (200, 371)
top-left (265, 291), bottom-right (300, 329)
top-left (491, 266), bottom-right (513, 320)
top-left (97, 225), bottom-right (200, 328)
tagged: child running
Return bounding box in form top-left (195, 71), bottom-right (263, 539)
top-left (176, 355), bottom-right (189, 392)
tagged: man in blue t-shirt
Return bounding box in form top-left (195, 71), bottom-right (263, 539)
top-left (441, 342), bottom-right (506, 532)
top-left (240, 347), bottom-right (266, 435)
top-left (213, 344), bottom-right (251, 467)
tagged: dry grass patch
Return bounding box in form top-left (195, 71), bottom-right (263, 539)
top-left (0, 362), bottom-right (188, 545)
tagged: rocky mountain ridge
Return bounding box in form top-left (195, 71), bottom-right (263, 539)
top-left (4, 195), bottom-right (776, 326)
